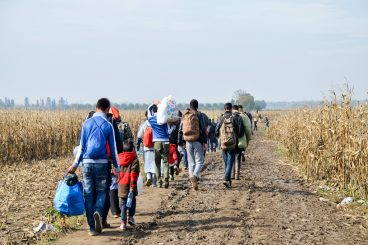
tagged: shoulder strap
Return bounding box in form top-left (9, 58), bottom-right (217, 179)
top-left (92, 118), bottom-right (107, 141)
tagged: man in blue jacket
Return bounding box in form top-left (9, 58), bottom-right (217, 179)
top-left (69, 98), bottom-right (120, 236)
top-left (147, 103), bottom-right (170, 188)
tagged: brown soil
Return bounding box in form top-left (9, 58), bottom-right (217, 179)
top-left (56, 133), bottom-right (368, 245)
top-left (2, 132), bottom-right (368, 244)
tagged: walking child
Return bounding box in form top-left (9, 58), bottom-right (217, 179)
top-left (118, 140), bottom-right (140, 230)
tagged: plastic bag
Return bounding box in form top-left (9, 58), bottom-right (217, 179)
top-left (54, 177), bottom-right (85, 216)
top-left (157, 95), bottom-right (179, 124)
top-left (137, 174), bottom-right (143, 195)
top-left (238, 135), bottom-right (247, 149)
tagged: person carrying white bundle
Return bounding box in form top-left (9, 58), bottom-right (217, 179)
top-left (157, 95), bottom-right (179, 124)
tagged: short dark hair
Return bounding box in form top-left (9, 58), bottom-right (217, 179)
top-left (224, 103), bottom-right (232, 111)
top-left (233, 105), bottom-right (239, 110)
top-left (123, 140), bottom-right (134, 152)
top-left (238, 105), bottom-right (243, 109)
top-left (190, 99), bottom-right (199, 110)
top-left (96, 98), bottom-right (111, 111)
top-left (178, 110), bottom-right (183, 117)
top-left (152, 104), bottom-right (158, 113)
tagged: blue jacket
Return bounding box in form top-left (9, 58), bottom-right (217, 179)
top-left (147, 104), bottom-right (169, 142)
top-left (73, 112), bottom-right (120, 171)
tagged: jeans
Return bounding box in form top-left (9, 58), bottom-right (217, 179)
top-left (154, 142), bottom-right (170, 182)
top-left (222, 150), bottom-right (235, 181)
top-left (109, 189), bottom-right (121, 216)
top-left (186, 141), bottom-right (204, 178)
top-left (82, 163), bottom-right (109, 231)
top-left (121, 197), bottom-right (136, 222)
top-left (102, 164), bottom-right (112, 222)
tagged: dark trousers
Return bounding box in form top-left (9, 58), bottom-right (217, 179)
top-left (232, 148), bottom-right (243, 179)
top-left (109, 189), bottom-right (121, 215)
top-left (222, 149), bottom-right (235, 181)
top-left (121, 197), bottom-right (136, 222)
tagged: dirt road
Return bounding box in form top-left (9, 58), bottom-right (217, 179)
top-left (56, 133), bottom-right (368, 244)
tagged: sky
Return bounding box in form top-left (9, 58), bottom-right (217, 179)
top-left (0, 0), bottom-right (367, 104)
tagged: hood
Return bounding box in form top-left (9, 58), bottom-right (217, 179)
top-left (109, 107), bottom-right (121, 121)
top-left (118, 152), bottom-right (137, 167)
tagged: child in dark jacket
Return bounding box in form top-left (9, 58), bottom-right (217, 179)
top-left (118, 140), bottom-right (140, 230)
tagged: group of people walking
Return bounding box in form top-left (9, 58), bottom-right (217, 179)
top-left (68, 97), bottom-right (255, 236)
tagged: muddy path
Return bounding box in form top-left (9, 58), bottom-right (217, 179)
top-left (56, 133), bottom-right (368, 245)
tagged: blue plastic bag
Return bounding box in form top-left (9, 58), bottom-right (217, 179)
top-left (54, 179), bottom-right (85, 216)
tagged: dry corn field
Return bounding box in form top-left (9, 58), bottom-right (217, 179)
top-left (0, 110), bottom-right (147, 164)
top-left (267, 93), bottom-right (368, 199)
top-left (0, 109), bottom-right (146, 243)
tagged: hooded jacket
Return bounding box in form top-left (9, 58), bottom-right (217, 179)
top-left (118, 151), bottom-right (140, 198)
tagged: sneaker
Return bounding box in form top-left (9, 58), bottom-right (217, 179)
top-left (223, 181), bottom-right (231, 189)
top-left (93, 212), bottom-right (103, 233)
top-left (102, 220), bottom-right (111, 228)
top-left (128, 217), bottom-right (136, 226)
top-left (120, 222), bottom-right (127, 230)
top-left (158, 179), bottom-right (163, 188)
top-left (146, 178), bottom-right (152, 187)
top-left (235, 176), bottom-right (240, 180)
top-left (88, 229), bottom-right (97, 236)
top-left (113, 214), bottom-right (120, 218)
top-left (152, 184), bottom-right (157, 187)
top-left (164, 179), bottom-right (169, 189)
top-left (190, 176), bottom-right (198, 191)
top-left (170, 175), bottom-right (174, 181)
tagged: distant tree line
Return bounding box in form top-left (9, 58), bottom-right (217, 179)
top-left (0, 97), bottom-right (229, 110)
top-left (1, 91), bottom-right (268, 111)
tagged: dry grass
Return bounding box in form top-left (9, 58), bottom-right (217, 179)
top-left (267, 91), bottom-right (368, 199)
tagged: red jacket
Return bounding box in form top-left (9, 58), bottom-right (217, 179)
top-left (169, 144), bottom-right (178, 166)
top-left (118, 151), bottom-right (140, 198)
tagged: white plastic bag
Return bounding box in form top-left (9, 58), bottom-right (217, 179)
top-left (137, 174), bottom-right (143, 195)
top-left (157, 95), bottom-right (179, 124)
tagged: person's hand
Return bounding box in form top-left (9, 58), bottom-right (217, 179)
top-left (68, 166), bottom-right (77, 174)
top-left (178, 146), bottom-right (184, 154)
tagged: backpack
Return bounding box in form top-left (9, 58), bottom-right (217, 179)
top-left (207, 124), bottom-right (215, 135)
top-left (117, 121), bottom-right (133, 142)
top-left (182, 109), bottom-right (200, 142)
top-left (220, 116), bottom-right (237, 150)
top-left (143, 127), bottom-right (154, 148)
top-left (86, 118), bottom-right (107, 159)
